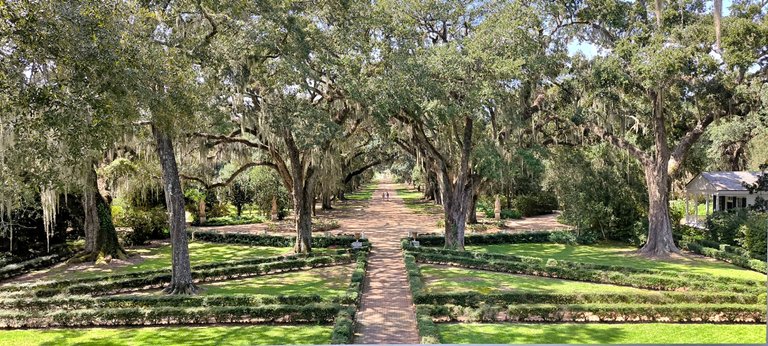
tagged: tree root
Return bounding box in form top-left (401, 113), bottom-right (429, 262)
top-left (163, 283), bottom-right (200, 295)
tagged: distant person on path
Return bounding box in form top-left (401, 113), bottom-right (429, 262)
top-left (385, 191), bottom-right (390, 200)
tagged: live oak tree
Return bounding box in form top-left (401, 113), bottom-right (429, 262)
top-left (376, 0), bottom-right (563, 249)
top-left (195, 0), bottom-right (372, 253)
top-left (552, 0), bottom-right (767, 256)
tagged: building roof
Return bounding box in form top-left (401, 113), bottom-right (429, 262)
top-left (693, 171), bottom-right (760, 191)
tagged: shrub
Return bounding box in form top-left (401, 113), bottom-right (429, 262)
top-left (682, 241), bottom-right (767, 274)
top-left (412, 229), bottom-right (574, 246)
top-left (115, 207), bottom-right (167, 245)
top-left (331, 307), bottom-right (356, 344)
top-left (739, 212), bottom-right (768, 261)
top-left (500, 209), bottom-right (522, 220)
top-left (513, 193), bottom-right (557, 217)
top-left (202, 215), bottom-right (264, 227)
top-left (706, 209), bottom-right (749, 245)
top-left (189, 230), bottom-right (368, 249)
top-left (548, 231), bottom-right (577, 244)
top-left (0, 247), bottom-right (74, 281)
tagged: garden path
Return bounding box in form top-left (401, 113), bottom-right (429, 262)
top-left (341, 182), bottom-right (434, 344)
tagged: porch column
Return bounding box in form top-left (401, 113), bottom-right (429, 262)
top-left (685, 194), bottom-right (690, 223)
top-left (705, 194), bottom-right (710, 216)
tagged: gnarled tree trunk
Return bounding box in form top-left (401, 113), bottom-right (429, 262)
top-left (81, 162), bottom-right (126, 263)
top-left (153, 125), bottom-right (197, 295)
top-left (639, 160), bottom-right (679, 257)
top-left (467, 190), bottom-right (478, 224)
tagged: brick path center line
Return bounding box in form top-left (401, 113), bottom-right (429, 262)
top-left (342, 182), bottom-right (438, 344)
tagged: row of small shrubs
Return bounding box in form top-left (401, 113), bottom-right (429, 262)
top-left (10, 254), bottom-right (354, 298)
top-left (190, 230), bottom-right (370, 248)
top-left (413, 230), bottom-right (575, 246)
top-left (0, 246), bottom-right (74, 281)
top-left (410, 251), bottom-right (761, 293)
top-left (201, 215), bottom-right (265, 227)
top-left (405, 246), bottom-right (762, 286)
top-left (330, 247), bottom-right (370, 344)
top-left (413, 291), bottom-right (764, 307)
top-left (419, 303), bottom-right (766, 323)
top-left (0, 294), bottom-right (328, 312)
top-left (682, 240), bottom-right (767, 273)
top-left (0, 303), bottom-right (342, 328)
top-left (403, 252), bottom-right (438, 343)
top-left (0, 251), bottom-right (353, 293)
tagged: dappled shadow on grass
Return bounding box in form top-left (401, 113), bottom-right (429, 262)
top-left (420, 265), bottom-right (650, 294)
top-left (465, 243), bottom-right (766, 281)
top-left (24, 325), bottom-right (332, 346)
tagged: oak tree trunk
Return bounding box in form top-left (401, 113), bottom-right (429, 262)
top-left (467, 191), bottom-right (478, 224)
top-left (82, 164), bottom-right (126, 263)
top-left (153, 125), bottom-right (197, 295)
top-left (321, 192), bottom-right (333, 210)
top-left (293, 183), bottom-right (314, 253)
top-left (638, 161), bottom-right (680, 257)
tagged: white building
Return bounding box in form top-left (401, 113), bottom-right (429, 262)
top-left (683, 171), bottom-right (767, 227)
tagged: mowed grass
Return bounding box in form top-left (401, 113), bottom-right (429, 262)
top-left (195, 264), bottom-right (354, 297)
top-left (420, 265), bottom-right (652, 294)
top-left (396, 187), bottom-right (442, 214)
top-left (0, 325), bottom-right (332, 346)
top-left (438, 323), bottom-right (767, 344)
top-left (13, 241), bottom-right (291, 282)
top-left (465, 243), bottom-right (766, 281)
top-left (346, 182), bottom-right (378, 201)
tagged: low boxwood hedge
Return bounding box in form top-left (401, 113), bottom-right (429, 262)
top-left (412, 230), bottom-right (574, 247)
top-left (420, 303), bottom-right (766, 323)
top-left (0, 294), bottom-right (328, 311)
top-left (190, 230), bottom-right (371, 248)
top-left (682, 241), bottom-right (767, 274)
top-left (331, 307), bottom-right (356, 344)
top-left (0, 303), bottom-right (342, 328)
top-left (406, 245), bottom-right (762, 286)
top-left (413, 291), bottom-right (761, 306)
top-left (5, 254), bottom-right (355, 298)
top-left (0, 246), bottom-right (74, 281)
top-left (410, 251), bottom-right (761, 294)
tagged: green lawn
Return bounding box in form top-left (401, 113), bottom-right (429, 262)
top-left (17, 241), bottom-right (291, 282)
top-left (346, 182), bottom-right (378, 201)
top-left (396, 187), bottom-right (442, 214)
top-left (420, 264), bottom-right (652, 294)
top-left (465, 243), bottom-right (766, 281)
top-left (438, 323), bottom-right (766, 344)
top-left (193, 264), bottom-right (354, 297)
top-left (0, 325), bottom-right (332, 346)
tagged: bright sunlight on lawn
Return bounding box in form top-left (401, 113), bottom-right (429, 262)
top-left (438, 323), bottom-right (767, 344)
top-left (420, 264), bottom-right (653, 294)
top-left (465, 243), bottom-right (766, 281)
top-left (0, 325), bottom-right (333, 346)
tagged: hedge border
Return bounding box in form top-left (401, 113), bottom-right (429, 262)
top-left (330, 246), bottom-right (370, 343)
top-left (682, 240), bottom-right (767, 274)
top-left (413, 291), bottom-right (763, 306)
top-left (189, 230), bottom-right (371, 249)
top-left (411, 230), bottom-right (574, 247)
top-left (405, 244), bottom-right (763, 286)
top-left (409, 250), bottom-right (762, 294)
top-left (419, 303), bottom-right (767, 323)
top-left (0, 303), bottom-right (343, 328)
top-left (0, 246), bottom-right (74, 281)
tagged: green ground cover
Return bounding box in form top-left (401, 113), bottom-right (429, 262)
top-left (420, 265), bottom-right (652, 294)
top-left (346, 183), bottom-right (378, 201)
top-left (438, 323), bottom-right (766, 344)
top-left (396, 187), bottom-right (442, 214)
top-left (465, 243), bottom-right (765, 281)
top-left (14, 242), bottom-right (290, 282)
top-left (0, 325), bottom-right (333, 346)
top-left (186, 264), bottom-right (354, 297)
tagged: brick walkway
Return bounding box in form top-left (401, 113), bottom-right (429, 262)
top-left (342, 182), bottom-right (435, 344)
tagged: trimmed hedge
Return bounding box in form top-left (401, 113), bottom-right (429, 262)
top-left (0, 303), bottom-right (342, 328)
top-left (406, 245), bottom-right (763, 286)
top-left (4, 254), bottom-right (355, 297)
top-left (0, 294), bottom-right (328, 312)
top-left (420, 303), bottom-right (766, 323)
top-left (410, 251), bottom-right (762, 294)
top-left (412, 230), bottom-right (574, 247)
top-left (413, 291), bottom-right (761, 307)
top-left (331, 307), bottom-right (356, 344)
top-left (682, 240), bottom-right (767, 274)
top-left (0, 246), bottom-right (74, 281)
top-left (190, 230), bottom-right (370, 248)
